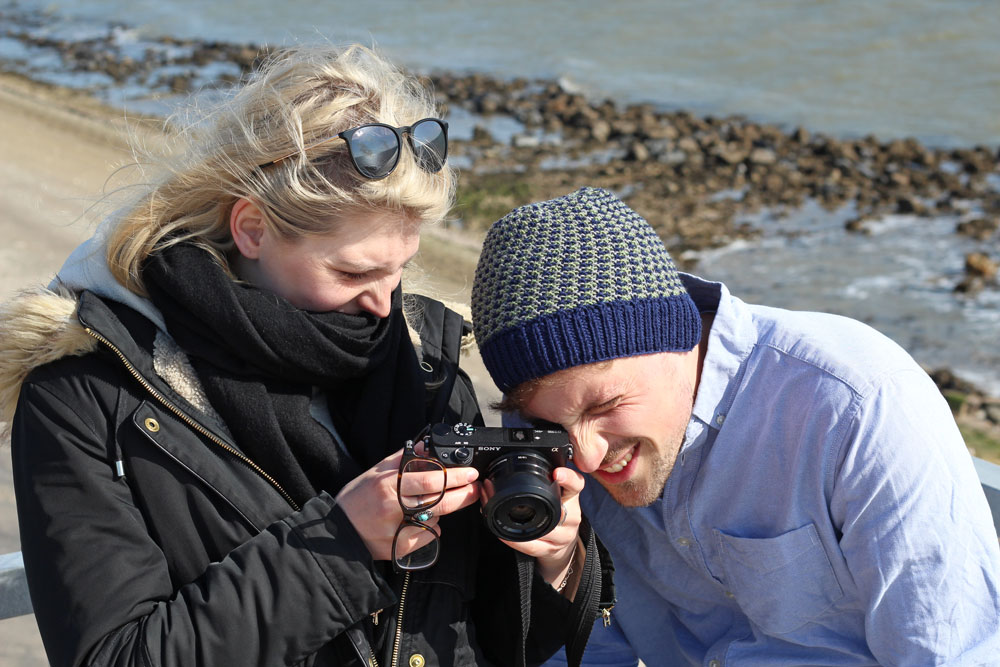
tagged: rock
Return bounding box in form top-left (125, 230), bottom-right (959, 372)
top-left (714, 144), bottom-right (747, 165)
top-left (985, 401), bottom-right (1000, 425)
top-left (965, 252), bottom-right (998, 280)
top-left (889, 171), bottom-right (911, 188)
top-left (748, 147), bottom-right (777, 165)
top-left (610, 119), bottom-right (639, 137)
top-left (475, 93), bottom-right (502, 114)
top-left (677, 137), bottom-right (700, 154)
top-left (471, 125), bottom-right (492, 144)
top-left (511, 134), bottom-right (540, 148)
top-left (168, 74), bottom-right (191, 93)
top-left (626, 141), bottom-right (651, 162)
top-left (763, 173), bottom-right (785, 193)
top-left (589, 119), bottom-right (611, 143)
top-left (845, 217), bottom-right (872, 234)
top-left (659, 150), bottom-right (687, 166)
top-left (896, 195), bottom-right (927, 215)
top-left (954, 276), bottom-right (985, 294)
top-left (956, 217), bottom-right (999, 241)
top-left (646, 121), bottom-right (679, 141)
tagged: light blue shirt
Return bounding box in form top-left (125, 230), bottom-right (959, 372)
top-left (540, 275), bottom-right (1000, 666)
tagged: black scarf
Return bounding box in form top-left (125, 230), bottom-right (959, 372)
top-left (143, 243), bottom-right (426, 505)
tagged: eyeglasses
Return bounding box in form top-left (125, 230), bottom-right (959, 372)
top-left (259, 118), bottom-right (449, 180)
top-left (392, 429), bottom-right (447, 571)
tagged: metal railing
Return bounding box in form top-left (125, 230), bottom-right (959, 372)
top-left (0, 550), bottom-right (30, 620)
top-left (4, 456), bottom-right (1000, 621)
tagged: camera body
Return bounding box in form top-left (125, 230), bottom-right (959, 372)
top-left (427, 422), bottom-right (572, 472)
top-left (424, 423), bottom-right (572, 542)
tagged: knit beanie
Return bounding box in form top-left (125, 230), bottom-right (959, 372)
top-left (472, 187), bottom-right (702, 393)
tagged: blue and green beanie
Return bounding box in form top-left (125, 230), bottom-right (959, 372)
top-left (471, 187), bottom-right (702, 393)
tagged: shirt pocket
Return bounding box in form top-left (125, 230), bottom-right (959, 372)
top-left (715, 523), bottom-right (844, 635)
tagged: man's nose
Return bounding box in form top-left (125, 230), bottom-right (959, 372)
top-left (569, 427), bottom-right (609, 474)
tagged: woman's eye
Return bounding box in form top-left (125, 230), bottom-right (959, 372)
top-left (339, 270), bottom-right (368, 281)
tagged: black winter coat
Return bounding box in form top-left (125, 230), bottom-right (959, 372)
top-left (7, 290), bottom-right (604, 667)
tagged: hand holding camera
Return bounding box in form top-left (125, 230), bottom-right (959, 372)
top-left (334, 443), bottom-right (480, 564)
top-left (424, 423), bottom-right (585, 593)
top-left (337, 423), bottom-right (584, 594)
top-left (424, 423), bottom-right (573, 542)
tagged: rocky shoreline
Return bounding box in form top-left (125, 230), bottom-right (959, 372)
top-left (4, 7), bottom-right (998, 279)
top-left (2, 8), bottom-right (999, 446)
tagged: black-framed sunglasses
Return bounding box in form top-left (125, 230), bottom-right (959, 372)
top-left (392, 428), bottom-right (447, 571)
top-left (258, 118), bottom-right (449, 180)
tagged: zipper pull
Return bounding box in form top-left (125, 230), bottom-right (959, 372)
top-left (371, 608), bottom-right (383, 626)
top-left (601, 606), bottom-right (613, 628)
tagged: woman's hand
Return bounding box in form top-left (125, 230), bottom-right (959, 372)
top-left (496, 466), bottom-right (586, 595)
top-left (335, 448), bottom-right (480, 562)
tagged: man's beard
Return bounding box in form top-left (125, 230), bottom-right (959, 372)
top-left (600, 428), bottom-right (685, 507)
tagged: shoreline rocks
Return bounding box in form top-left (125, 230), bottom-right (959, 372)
top-left (3, 7), bottom-right (997, 261)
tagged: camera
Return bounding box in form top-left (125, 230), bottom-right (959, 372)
top-left (424, 422), bottom-right (573, 542)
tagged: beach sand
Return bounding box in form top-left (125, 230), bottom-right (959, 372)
top-left (0, 71), bottom-right (500, 665)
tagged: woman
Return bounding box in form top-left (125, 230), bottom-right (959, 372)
top-left (0, 45), bottom-right (608, 666)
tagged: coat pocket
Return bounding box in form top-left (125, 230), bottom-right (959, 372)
top-left (715, 523), bottom-right (844, 635)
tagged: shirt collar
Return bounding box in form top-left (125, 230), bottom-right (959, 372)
top-left (681, 273), bottom-right (758, 429)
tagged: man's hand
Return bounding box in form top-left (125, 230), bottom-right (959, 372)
top-left (498, 466), bottom-right (586, 597)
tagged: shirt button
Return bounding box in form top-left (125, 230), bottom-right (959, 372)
top-left (408, 655), bottom-right (426, 667)
top-left (709, 661), bottom-right (721, 667)
top-left (715, 414), bottom-right (725, 426)
top-left (677, 537), bottom-right (691, 547)
top-left (724, 590), bottom-right (735, 599)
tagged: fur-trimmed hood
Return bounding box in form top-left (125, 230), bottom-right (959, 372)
top-left (0, 286), bottom-right (97, 438)
top-left (0, 221), bottom-right (140, 438)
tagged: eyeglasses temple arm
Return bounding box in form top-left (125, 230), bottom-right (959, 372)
top-left (258, 134), bottom-right (347, 168)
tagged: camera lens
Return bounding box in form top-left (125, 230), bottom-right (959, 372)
top-left (507, 504), bottom-right (536, 524)
top-left (482, 450), bottom-right (561, 542)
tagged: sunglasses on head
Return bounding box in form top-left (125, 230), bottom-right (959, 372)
top-left (258, 117), bottom-right (448, 180)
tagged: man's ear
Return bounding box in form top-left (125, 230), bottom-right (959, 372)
top-left (230, 198), bottom-right (267, 260)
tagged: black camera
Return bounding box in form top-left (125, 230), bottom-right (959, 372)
top-left (425, 422), bottom-right (573, 542)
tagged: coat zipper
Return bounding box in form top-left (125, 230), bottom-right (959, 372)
top-left (85, 327), bottom-right (300, 512)
top-left (389, 571), bottom-right (411, 667)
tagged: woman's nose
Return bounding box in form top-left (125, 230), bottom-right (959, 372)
top-left (356, 279), bottom-right (394, 318)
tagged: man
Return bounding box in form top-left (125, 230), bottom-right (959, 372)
top-left (470, 187), bottom-right (1000, 665)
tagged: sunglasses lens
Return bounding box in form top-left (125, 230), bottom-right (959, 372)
top-left (410, 120), bottom-right (448, 173)
top-left (348, 125), bottom-right (400, 179)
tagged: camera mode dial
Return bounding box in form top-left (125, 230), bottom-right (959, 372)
top-left (452, 422), bottom-right (475, 437)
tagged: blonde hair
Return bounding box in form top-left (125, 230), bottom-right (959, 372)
top-left (106, 43), bottom-right (455, 294)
